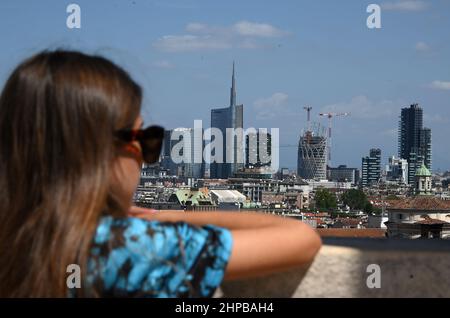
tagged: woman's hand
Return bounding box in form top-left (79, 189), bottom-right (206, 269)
top-left (128, 205), bottom-right (158, 216)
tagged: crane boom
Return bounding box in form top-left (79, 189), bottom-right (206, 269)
top-left (318, 112), bottom-right (350, 163)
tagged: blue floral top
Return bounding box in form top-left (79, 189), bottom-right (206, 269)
top-left (84, 216), bottom-right (233, 298)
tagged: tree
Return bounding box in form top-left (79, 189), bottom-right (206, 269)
top-left (364, 202), bottom-right (373, 214)
top-left (314, 188), bottom-right (337, 211)
top-left (372, 206), bottom-right (382, 216)
top-left (341, 189), bottom-right (373, 213)
top-left (341, 189), bottom-right (366, 210)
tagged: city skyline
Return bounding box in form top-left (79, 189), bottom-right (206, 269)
top-left (0, 0), bottom-right (449, 170)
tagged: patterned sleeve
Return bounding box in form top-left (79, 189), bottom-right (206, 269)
top-left (87, 216), bottom-right (233, 298)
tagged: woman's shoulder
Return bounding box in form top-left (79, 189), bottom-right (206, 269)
top-left (87, 215), bottom-right (233, 297)
top-left (94, 215), bottom-right (232, 251)
top-left (93, 215), bottom-right (167, 245)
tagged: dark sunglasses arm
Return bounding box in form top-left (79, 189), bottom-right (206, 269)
top-left (115, 125), bottom-right (165, 142)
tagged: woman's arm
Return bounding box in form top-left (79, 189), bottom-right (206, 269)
top-left (129, 207), bottom-right (322, 280)
top-left (226, 218), bottom-right (321, 280)
top-left (129, 206), bottom-right (295, 229)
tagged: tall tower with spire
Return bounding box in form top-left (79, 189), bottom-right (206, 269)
top-left (230, 61), bottom-right (236, 107)
top-left (210, 62), bottom-right (244, 179)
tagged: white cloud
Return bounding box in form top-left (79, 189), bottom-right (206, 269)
top-left (233, 21), bottom-right (287, 38)
top-left (429, 80), bottom-right (450, 91)
top-left (381, 0), bottom-right (428, 11)
top-left (321, 95), bottom-right (397, 119)
top-left (254, 93), bottom-right (289, 119)
top-left (154, 21), bottom-right (288, 52)
top-left (415, 41), bottom-right (430, 52)
top-left (153, 35), bottom-right (232, 52)
top-left (152, 60), bottom-right (175, 69)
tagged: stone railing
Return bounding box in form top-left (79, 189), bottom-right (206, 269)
top-left (220, 238), bottom-right (450, 297)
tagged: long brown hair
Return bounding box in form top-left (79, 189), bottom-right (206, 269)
top-left (0, 50), bottom-right (142, 297)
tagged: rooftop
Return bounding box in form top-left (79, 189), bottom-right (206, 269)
top-left (416, 163), bottom-right (432, 177)
top-left (415, 218), bottom-right (449, 225)
top-left (317, 228), bottom-right (386, 238)
top-left (386, 196), bottom-right (450, 211)
top-left (210, 189), bottom-right (246, 203)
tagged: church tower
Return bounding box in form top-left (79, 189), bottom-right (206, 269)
top-left (415, 162), bottom-right (432, 195)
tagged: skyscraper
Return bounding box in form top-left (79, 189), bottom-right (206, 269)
top-left (161, 128), bottom-right (204, 178)
top-left (420, 127), bottom-right (432, 169)
top-left (361, 148), bottom-right (381, 187)
top-left (297, 127), bottom-right (328, 180)
top-left (398, 104), bottom-right (432, 184)
top-left (210, 62), bottom-right (244, 179)
top-left (245, 131), bottom-right (272, 168)
top-left (386, 156), bottom-right (409, 184)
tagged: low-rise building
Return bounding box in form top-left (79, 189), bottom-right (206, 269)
top-left (328, 165), bottom-right (359, 185)
top-left (210, 189), bottom-right (247, 210)
top-left (168, 188), bottom-right (217, 211)
top-left (386, 164), bottom-right (450, 239)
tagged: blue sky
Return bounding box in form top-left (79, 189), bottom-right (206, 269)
top-left (1, 0), bottom-right (449, 171)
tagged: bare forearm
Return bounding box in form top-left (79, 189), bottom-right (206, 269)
top-left (130, 208), bottom-right (297, 230)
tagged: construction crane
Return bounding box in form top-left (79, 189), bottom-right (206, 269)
top-left (319, 112), bottom-right (350, 162)
top-left (303, 106), bottom-right (313, 142)
top-left (303, 106), bottom-right (312, 131)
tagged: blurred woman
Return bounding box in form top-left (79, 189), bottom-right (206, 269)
top-left (0, 50), bottom-right (321, 297)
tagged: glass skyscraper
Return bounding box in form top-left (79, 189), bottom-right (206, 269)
top-left (210, 62), bottom-right (244, 179)
top-left (245, 131), bottom-right (272, 168)
top-left (361, 148), bottom-right (381, 187)
top-left (161, 128), bottom-right (205, 178)
top-left (398, 104), bottom-right (432, 185)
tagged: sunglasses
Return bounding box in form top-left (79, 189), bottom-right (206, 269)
top-left (115, 125), bottom-right (164, 164)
